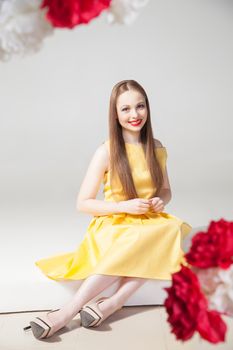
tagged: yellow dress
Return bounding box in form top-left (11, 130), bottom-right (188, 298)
top-left (35, 140), bottom-right (192, 281)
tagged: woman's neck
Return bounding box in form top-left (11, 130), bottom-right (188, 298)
top-left (122, 131), bottom-right (141, 144)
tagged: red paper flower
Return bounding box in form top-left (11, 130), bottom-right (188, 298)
top-left (164, 264), bottom-right (227, 343)
top-left (41, 0), bottom-right (111, 29)
top-left (185, 218), bottom-right (233, 269)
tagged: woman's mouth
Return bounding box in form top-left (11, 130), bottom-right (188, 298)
top-left (128, 119), bottom-right (142, 126)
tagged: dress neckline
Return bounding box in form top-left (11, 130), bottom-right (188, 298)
top-left (125, 142), bottom-right (166, 150)
top-left (125, 142), bottom-right (142, 146)
top-left (105, 140), bottom-right (166, 150)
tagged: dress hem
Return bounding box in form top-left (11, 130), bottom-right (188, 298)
top-left (36, 268), bottom-right (181, 282)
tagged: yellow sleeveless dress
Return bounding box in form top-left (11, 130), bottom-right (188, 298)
top-left (35, 140), bottom-right (192, 281)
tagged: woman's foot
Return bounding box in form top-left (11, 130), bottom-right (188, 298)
top-left (27, 308), bottom-right (78, 339)
top-left (80, 297), bottom-right (123, 328)
top-left (96, 298), bottom-right (122, 321)
top-left (27, 309), bottom-right (66, 339)
top-left (44, 309), bottom-right (67, 332)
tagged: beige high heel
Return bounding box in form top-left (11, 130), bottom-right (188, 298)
top-left (80, 297), bottom-right (122, 328)
top-left (23, 308), bottom-right (64, 339)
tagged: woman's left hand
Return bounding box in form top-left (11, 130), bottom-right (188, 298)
top-left (149, 197), bottom-right (165, 213)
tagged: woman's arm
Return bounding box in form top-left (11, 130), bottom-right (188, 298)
top-left (76, 143), bottom-right (123, 216)
top-left (78, 198), bottom-right (123, 216)
top-left (157, 164), bottom-right (172, 205)
top-left (157, 188), bottom-right (172, 206)
top-left (153, 138), bottom-right (172, 206)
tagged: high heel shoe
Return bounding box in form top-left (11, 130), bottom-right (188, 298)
top-left (80, 297), bottom-right (122, 328)
top-left (23, 308), bottom-right (64, 339)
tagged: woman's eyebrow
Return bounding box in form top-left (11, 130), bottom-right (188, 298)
top-left (121, 101), bottom-right (145, 107)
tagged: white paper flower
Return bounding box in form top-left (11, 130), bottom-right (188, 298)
top-left (196, 265), bottom-right (233, 317)
top-left (208, 265), bottom-right (233, 316)
top-left (0, 0), bottom-right (53, 61)
top-left (106, 0), bottom-right (150, 25)
top-left (195, 267), bottom-right (221, 295)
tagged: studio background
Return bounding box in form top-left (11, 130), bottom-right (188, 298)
top-left (0, 0), bottom-right (232, 263)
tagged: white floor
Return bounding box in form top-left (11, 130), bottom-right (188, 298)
top-left (1, 306), bottom-right (232, 350)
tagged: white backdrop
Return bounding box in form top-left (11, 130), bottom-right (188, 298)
top-left (0, 0), bottom-right (232, 259)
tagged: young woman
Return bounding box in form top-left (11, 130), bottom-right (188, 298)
top-left (24, 79), bottom-right (192, 340)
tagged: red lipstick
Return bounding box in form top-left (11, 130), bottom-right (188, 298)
top-left (129, 119), bottom-right (142, 126)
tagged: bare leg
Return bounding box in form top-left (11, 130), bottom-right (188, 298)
top-left (47, 274), bottom-right (122, 327)
top-left (97, 276), bottom-right (148, 321)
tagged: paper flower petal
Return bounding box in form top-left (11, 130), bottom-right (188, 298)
top-left (0, 0), bottom-right (53, 61)
top-left (106, 0), bottom-right (150, 25)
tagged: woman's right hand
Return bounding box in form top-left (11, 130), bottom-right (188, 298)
top-left (119, 198), bottom-right (151, 215)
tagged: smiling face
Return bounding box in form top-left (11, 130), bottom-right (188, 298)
top-left (116, 89), bottom-right (148, 140)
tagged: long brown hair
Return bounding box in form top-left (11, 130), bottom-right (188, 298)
top-left (108, 79), bottom-right (164, 200)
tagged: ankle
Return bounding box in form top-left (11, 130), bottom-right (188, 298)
top-left (55, 307), bottom-right (78, 324)
top-left (105, 297), bottom-right (123, 312)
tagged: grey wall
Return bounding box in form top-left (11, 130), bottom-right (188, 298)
top-left (0, 0), bottom-right (232, 238)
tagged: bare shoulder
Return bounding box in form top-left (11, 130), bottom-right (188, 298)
top-left (94, 141), bottom-right (109, 171)
top-left (153, 138), bottom-right (164, 148)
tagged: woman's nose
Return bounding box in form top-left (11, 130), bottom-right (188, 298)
top-left (131, 109), bottom-right (139, 118)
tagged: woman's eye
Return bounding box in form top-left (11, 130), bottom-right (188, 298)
top-left (122, 105), bottom-right (144, 112)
